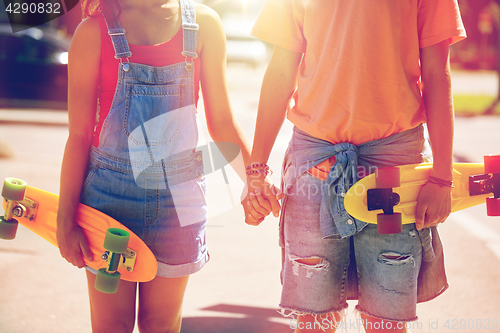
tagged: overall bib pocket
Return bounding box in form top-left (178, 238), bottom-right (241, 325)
top-left (124, 83), bottom-right (185, 146)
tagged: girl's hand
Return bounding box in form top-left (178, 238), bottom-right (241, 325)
top-left (242, 174), bottom-right (283, 226)
top-left (415, 182), bottom-right (452, 230)
top-left (56, 220), bottom-right (93, 268)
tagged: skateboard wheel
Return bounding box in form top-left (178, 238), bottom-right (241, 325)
top-left (0, 216), bottom-right (19, 240)
top-left (375, 167), bottom-right (400, 188)
top-left (95, 268), bottom-right (121, 294)
top-left (103, 228), bottom-right (130, 254)
top-left (484, 155), bottom-right (500, 174)
top-left (2, 178), bottom-right (27, 202)
top-left (377, 213), bottom-right (403, 234)
top-left (486, 197), bottom-right (500, 216)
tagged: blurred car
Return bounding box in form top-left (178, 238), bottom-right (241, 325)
top-left (0, 24), bottom-right (70, 109)
top-left (222, 15), bottom-right (269, 66)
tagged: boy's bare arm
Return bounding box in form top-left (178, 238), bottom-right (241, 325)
top-left (416, 39), bottom-right (454, 229)
top-left (243, 46), bottom-right (302, 225)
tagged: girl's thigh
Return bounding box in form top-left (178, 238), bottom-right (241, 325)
top-left (137, 275), bottom-right (190, 332)
top-left (86, 271), bottom-right (190, 333)
top-left (86, 270), bottom-right (137, 333)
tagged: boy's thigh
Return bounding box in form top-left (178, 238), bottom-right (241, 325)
top-left (281, 173), bottom-right (350, 314)
top-left (353, 223), bottom-right (422, 322)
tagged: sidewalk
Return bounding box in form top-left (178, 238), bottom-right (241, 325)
top-left (451, 69), bottom-right (498, 96)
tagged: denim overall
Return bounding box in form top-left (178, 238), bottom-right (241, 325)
top-left (81, 0), bottom-right (209, 278)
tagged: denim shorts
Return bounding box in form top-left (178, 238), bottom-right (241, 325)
top-left (280, 172), bottom-right (422, 322)
top-left (81, 148), bottom-right (209, 278)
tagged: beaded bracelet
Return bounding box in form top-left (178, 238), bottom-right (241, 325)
top-left (245, 163), bottom-right (269, 171)
top-left (427, 176), bottom-right (454, 188)
top-left (246, 168), bottom-right (273, 177)
top-left (245, 163), bottom-right (272, 177)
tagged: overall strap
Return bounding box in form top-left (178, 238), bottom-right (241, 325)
top-left (100, 5), bottom-right (132, 60)
top-left (180, 0), bottom-right (199, 59)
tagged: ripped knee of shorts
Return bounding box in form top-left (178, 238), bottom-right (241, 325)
top-left (378, 252), bottom-right (416, 267)
top-left (288, 254), bottom-right (329, 278)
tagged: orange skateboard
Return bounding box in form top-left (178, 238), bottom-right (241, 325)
top-left (344, 155), bottom-right (500, 234)
top-left (0, 178), bottom-right (158, 293)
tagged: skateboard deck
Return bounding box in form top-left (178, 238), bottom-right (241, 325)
top-left (1, 179), bottom-right (158, 292)
top-left (344, 156), bottom-right (500, 233)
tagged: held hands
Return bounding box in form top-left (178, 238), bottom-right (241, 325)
top-left (241, 164), bottom-right (453, 229)
top-left (241, 164), bottom-right (283, 226)
top-left (415, 181), bottom-right (452, 230)
top-left (56, 219), bottom-right (93, 268)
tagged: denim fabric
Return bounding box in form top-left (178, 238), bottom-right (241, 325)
top-left (180, 1), bottom-right (199, 59)
top-left (101, 5), bottom-right (132, 59)
top-left (82, 149), bottom-right (208, 277)
top-left (279, 125), bottom-right (449, 306)
top-left (282, 125), bottom-right (426, 239)
top-left (82, 0), bottom-right (208, 278)
top-left (281, 172), bottom-right (421, 321)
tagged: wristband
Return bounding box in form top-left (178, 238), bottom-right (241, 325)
top-left (246, 168), bottom-right (273, 177)
top-left (246, 163), bottom-right (269, 171)
top-left (427, 176), bottom-right (454, 188)
top-left (245, 163), bottom-right (272, 176)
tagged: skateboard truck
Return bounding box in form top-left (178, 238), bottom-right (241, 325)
top-left (101, 248), bottom-right (137, 273)
top-left (469, 173), bottom-right (499, 198)
top-left (94, 228), bottom-right (131, 293)
top-left (367, 188), bottom-right (401, 214)
top-left (469, 155), bottom-right (500, 216)
top-left (102, 250), bottom-right (122, 274)
top-left (1, 178), bottom-right (35, 240)
top-left (367, 167), bottom-right (404, 234)
top-left (3, 197), bottom-right (39, 222)
top-left (469, 171), bottom-right (500, 216)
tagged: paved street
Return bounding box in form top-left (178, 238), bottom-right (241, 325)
top-left (0, 65), bottom-right (499, 333)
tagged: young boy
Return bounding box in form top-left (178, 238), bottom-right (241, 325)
top-left (243, 0), bottom-right (466, 332)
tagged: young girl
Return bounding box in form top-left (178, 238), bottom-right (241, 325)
top-left (56, 0), bottom-right (250, 331)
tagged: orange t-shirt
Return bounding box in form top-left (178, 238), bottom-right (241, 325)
top-left (252, 0), bottom-right (466, 145)
top-left (94, 14), bottom-right (201, 147)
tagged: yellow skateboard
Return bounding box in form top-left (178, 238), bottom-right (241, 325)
top-left (344, 155), bottom-right (500, 234)
top-left (0, 178), bottom-right (158, 293)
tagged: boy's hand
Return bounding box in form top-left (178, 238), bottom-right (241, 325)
top-left (241, 175), bottom-right (283, 226)
top-left (415, 183), bottom-right (452, 230)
